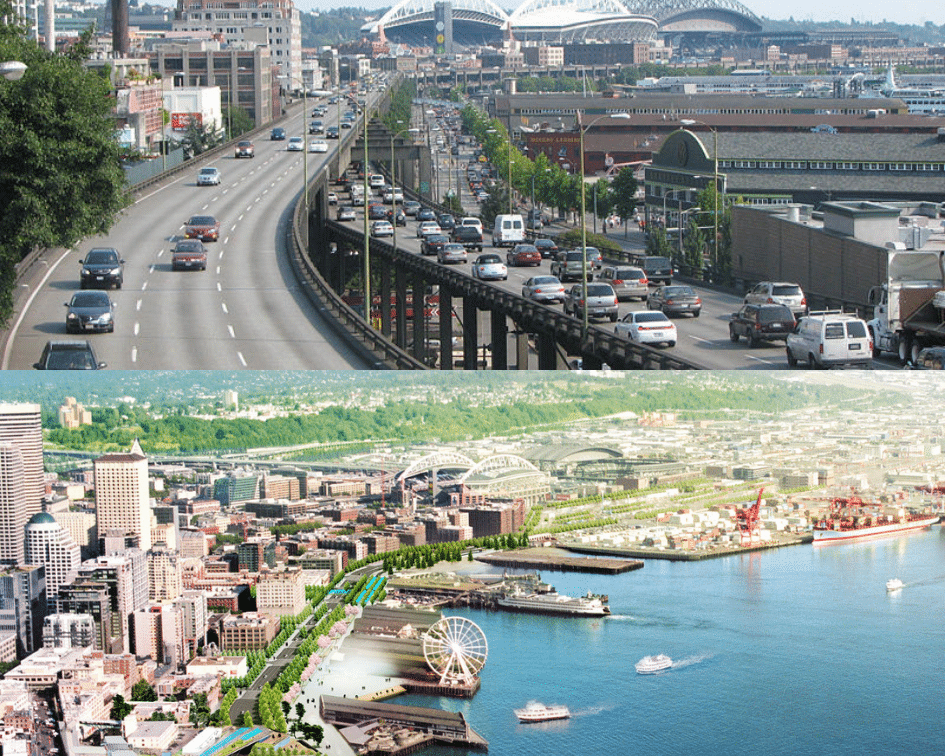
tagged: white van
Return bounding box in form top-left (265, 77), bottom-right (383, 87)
top-left (492, 214), bottom-right (525, 247)
top-left (785, 311), bottom-right (872, 369)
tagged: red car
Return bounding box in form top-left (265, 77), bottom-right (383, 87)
top-left (506, 243), bottom-right (541, 267)
top-left (185, 215), bottom-right (220, 242)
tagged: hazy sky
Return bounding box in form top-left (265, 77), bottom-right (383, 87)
top-left (286, 0), bottom-right (945, 25)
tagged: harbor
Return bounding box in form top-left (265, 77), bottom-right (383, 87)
top-left (474, 547), bottom-right (643, 574)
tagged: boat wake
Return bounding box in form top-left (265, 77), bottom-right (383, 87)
top-left (572, 703), bottom-right (617, 717)
top-left (905, 573), bottom-right (945, 588)
top-left (671, 653), bottom-right (713, 670)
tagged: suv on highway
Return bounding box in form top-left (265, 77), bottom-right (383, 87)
top-left (729, 303), bottom-right (796, 347)
top-left (786, 311), bottom-right (872, 369)
top-left (744, 281), bottom-right (808, 318)
top-left (563, 283), bottom-right (619, 322)
top-left (597, 266), bottom-right (647, 301)
top-left (551, 250), bottom-right (592, 283)
top-left (452, 224), bottom-right (483, 252)
top-left (34, 340), bottom-right (106, 370)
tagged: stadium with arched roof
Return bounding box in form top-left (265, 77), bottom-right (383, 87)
top-left (458, 454), bottom-right (550, 505)
top-left (363, 0), bottom-right (761, 47)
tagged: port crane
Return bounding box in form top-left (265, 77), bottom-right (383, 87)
top-left (734, 488), bottom-right (763, 545)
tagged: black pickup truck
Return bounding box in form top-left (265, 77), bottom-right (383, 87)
top-left (451, 225), bottom-right (483, 252)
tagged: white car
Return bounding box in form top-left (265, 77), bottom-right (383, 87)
top-left (417, 221), bottom-right (442, 238)
top-left (371, 220), bottom-right (394, 238)
top-left (471, 253), bottom-right (507, 281)
top-left (287, 136), bottom-right (303, 151)
top-left (460, 217), bottom-right (483, 234)
top-left (614, 310), bottom-right (677, 347)
top-left (744, 281), bottom-right (808, 317)
top-left (196, 166), bottom-right (221, 186)
top-left (308, 139), bottom-right (328, 153)
top-left (327, 192), bottom-right (338, 205)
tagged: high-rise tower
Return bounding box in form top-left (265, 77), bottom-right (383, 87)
top-left (0, 404), bottom-right (44, 562)
top-left (25, 512), bottom-right (81, 604)
top-left (94, 440), bottom-right (153, 553)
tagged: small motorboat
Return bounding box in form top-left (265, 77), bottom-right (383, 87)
top-left (886, 578), bottom-right (904, 592)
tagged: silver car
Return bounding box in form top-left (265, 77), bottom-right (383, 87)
top-left (438, 243), bottom-right (467, 265)
top-left (597, 266), bottom-right (647, 301)
top-left (522, 275), bottom-right (566, 304)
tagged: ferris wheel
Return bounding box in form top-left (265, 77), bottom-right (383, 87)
top-left (423, 616), bottom-right (488, 686)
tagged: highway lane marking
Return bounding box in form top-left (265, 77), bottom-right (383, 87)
top-left (237, 352), bottom-right (247, 366)
top-left (688, 335), bottom-right (713, 344)
top-left (221, 302), bottom-right (228, 314)
top-left (238, 214), bottom-right (244, 221)
top-left (745, 354), bottom-right (779, 364)
top-left (157, 249), bottom-right (164, 257)
top-left (141, 281), bottom-right (148, 291)
top-left (134, 322), bottom-right (140, 336)
top-left (131, 347), bottom-right (137, 363)
top-left (222, 189), bottom-right (229, 196)
top-left (149, 265), bottom-right (155, 274)
top-left (216, 282), bottom-right (222, 292)
top-left (245, 204), bottom-right (252, 212)
top-left (223, 237), bottom-right (229, 246)
top-left (228, 325), bottom-right (236, 338)
top-left (217, 266), bottom-right (222, 276)
top-left (0, 245), bottom-right (75, 369)
top-left (136, 299), bottom-right (142, 311)
top-left (202, 204), bottom-right (209, 210)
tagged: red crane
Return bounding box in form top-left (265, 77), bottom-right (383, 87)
top-left (735, 488), bottom-right (764, 545)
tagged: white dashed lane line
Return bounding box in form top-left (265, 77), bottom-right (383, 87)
top-left (228, 325), bottom-right (236, 339)
top-left (237, 352), bottom-right (247, 366)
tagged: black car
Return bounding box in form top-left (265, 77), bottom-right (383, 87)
top-left (368, 204), bottom-right (388, 221)
top-left (270, 127), bottom-right (286, 140)
top-left (79, 248), bottom-right (124, 289)
top-left (534, 238), bottom-right (558, 258)
top-left (34, 340), bottom-right (105, 370)
top-left (421, 234), bottom-right (450, 256)
top-left (326, 126), bottom-right (339, 139)
top-left (633, 255), bottom-right (673, 285)
top-left (416, 208), bottom-right (437, 223)
top-left (437, 214), bottom-right (456, 232)
top-left (729, 303), bottom-right (796, 347)
top-left (451, 225), bottom-right (483, 252)
top-left (65, 291), bottom-right (115, 333)
top-left (387, 208), bottom-right (407, 226)
top-left (647, 284), bottom-right (702, 317)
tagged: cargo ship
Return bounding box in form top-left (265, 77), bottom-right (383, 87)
top-left (496, 586), bottom-right (610, 617)
top-left (813, 493), bottom-right (939, 544)
top-left (514, 702), bottom-right (571, 722)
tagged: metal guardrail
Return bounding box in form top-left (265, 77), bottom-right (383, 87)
top-left (325, 220), bottom-right (705, 370)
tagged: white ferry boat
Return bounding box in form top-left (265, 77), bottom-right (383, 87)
top-left (497, 588), bottom-right (610, 617)
top-left (886, 578), bottom-right (904, 592)
top-left (635, 654), bottom-right (673, 674)
top-left (514, 702), bottom-right (571, 722)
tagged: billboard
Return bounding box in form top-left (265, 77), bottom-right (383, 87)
top-left (171, 113), bottom-right (203, 131)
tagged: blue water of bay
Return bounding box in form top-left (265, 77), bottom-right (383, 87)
top-left (394, 527), bottom-right (945, 756)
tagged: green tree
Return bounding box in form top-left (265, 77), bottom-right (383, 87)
top-left (223, 106), bottom-right (254, 139)
top-left (295, 702), bottom-right (305, 720)
top-left (109, 694), bottom-right (133, 721)
top-left (610, 166), bottom-right (639, 223)
top-left (180, 115), bottom-right (223, 157)
top-left (646, 226), bottom-right (673, 258)
top-left (0, 12), bottom-right (128, 326)
top-left (132, 679), bottom-right (158, 702)
top-left (190, 692), bottom-right (211, 727)
top-left (242, 710), bottom-right (254, 727)
top-left (681, 215), bottom-right (705, 277)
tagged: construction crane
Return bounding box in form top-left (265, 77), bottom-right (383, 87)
top-left (734, 488), bottom-right (764, 546)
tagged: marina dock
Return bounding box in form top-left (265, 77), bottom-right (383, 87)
top-left (475, 547), bottom-right (643, 573)
top-left (320, 695), bottom-right (488, 754)
top-left (562, 534), bottom-right (813, 561)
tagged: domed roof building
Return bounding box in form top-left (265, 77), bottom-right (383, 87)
top-left (25, 511), bottom-right (82, 603)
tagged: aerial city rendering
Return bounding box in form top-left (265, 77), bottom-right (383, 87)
top-left (0, 371), bottom-right (944, 756)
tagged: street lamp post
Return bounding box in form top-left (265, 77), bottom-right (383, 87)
top-left (680, 119), bottom-right (719, 274)
top-left (578, 111), bottom-right (629, 341)
top-left (363, 105), bottom-right (371, 324)
top-left (390, 122), bottom-right (419, 252)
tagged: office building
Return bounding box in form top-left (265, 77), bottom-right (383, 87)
top-left (55, 583), bottom-right (114, 652)
top-left (0, 404), bottom-right (43, 520)
top-left (0, 564), bottom-right (46, 657)
top-left (42, 612), bottom-right (96, 649)
top-left (148, 546), bottom-right (183, 602)
top-left (71, 550), bottom-right (148, 653)
top-left (255, 568), bottom-right (306, 617)
top-left (213, 472), bottom-right (259, 505)
top-left (174, 590), bottom-right (208, 659)
top-left (238, 539), bottom-right (276, 572)
top-left (58, 398), bottom-right (92, 429)
top-left (24, 512), bottom-right (81, 603)
top-left (0, 443), bottom-right (26, 565)
top-left (53, 510), bottom-right (98, 560)
top-left (219, 612), bottom-right (279, 650)
top-left (132, 603), bottom-right (184, 666)
top-left (171, 0), bottom-right (301, 86)
top-left (94, 440), bottom-right (153, 553)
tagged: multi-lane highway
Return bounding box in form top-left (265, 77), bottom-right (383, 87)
top-left (4, 96), bottom-right (372, 370)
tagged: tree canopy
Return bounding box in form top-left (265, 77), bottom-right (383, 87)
top-left (0, 14), bottom-right (128, 325)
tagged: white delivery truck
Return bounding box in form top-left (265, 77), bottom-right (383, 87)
top-left (492, 214), bottom-right (525, 247)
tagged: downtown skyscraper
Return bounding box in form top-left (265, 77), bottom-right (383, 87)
top-left (0, 404), bottom-right (43, 565)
